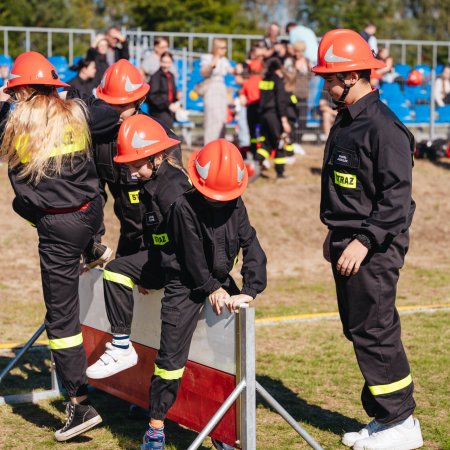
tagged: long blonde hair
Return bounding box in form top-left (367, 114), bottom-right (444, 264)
top-left (1, 86), bottom-right (91, 184)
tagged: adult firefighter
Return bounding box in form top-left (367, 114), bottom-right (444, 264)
top-left (312, 29), bottom-right (423, 450)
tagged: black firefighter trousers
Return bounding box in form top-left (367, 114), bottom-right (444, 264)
top-left (329, 230), bottom-right (416, 425)
top-left (149, 276), bottom-right (240, 420)
top-left (37, 195), bottom-right (103, 397)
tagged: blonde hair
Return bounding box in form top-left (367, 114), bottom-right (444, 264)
top-left (293, 41), bottom-right (306, 52)
top-left (1, 87), bottom-right (91, 184)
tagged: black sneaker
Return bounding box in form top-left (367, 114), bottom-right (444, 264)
top-left (54, 401), bottom-right (103, 441)
top-left (211, 437), bottom-right (235, 450)
top-left (83, 242), bottom-right (113, 269)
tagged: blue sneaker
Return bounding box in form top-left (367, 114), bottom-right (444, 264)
top-left (141, 425), bottom-right (165, 450)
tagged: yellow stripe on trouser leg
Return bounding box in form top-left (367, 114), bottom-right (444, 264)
top-left (257, 148), bottom-right (270, 159)
top-left (49, 332), bottom-right (83, 350)
top-left (103, 270), bottom-right (135, 289)
top-left (274, 157), bottom-right (286, 165)
top-left (369, 374), bottom-right (413, 396)
top-left (154, 364), bottom-right (185, 380)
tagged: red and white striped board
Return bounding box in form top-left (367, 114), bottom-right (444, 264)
top-left (79, 269), bottom-right (238, 447)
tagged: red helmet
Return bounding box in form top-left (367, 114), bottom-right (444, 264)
top-left (6, 51), bottom-right (70, 90)
top-left (114, 115), bottom-right (181, 164)
top-left (188, 139), bottom-right (248, 201)
top-left (406, 70), bottom-right (424, 86)
top-left (312, 29), bottom-right (385, 74)
top-left (96, 59), bottom-right (149, 105)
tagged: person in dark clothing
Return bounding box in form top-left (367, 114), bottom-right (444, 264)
top-left (147, 51), bottom-right (180, 128)
top-left (312, 29), bottom-right (423, 450)
top-left (93, 59), bottom-right (182, 258)
top-left (0, 51), bottom-right (119, 442)
top-left (142, 139), bottom-right (267, 450)
top-left (105, 26), bottom-right (130, 64)
top-left (86, 34), bottom-right (110, 86)
top-left (86, 114), bottom-right (190, 381)
top-left (256, 57), bottom-right (291, 178)
top-left (67, 58), bottom-right (97, 97)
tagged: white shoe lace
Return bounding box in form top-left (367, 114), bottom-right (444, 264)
top-left (61, 402), bottom-right (75, 431)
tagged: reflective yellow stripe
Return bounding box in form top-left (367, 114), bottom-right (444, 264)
top-left (334, 170), bottom-right (357, 189)
top-left (285, 144), bottom-right (294, 152)
top-left (290, 94), bottom-right (298, 104)
top-left (250, 138), bottom-right (258, 144)
top-left (16, 130), bottom-right (87, 164)
top-left (369, 374), bottom-right (413, 396)
top-left (103, 270), bottom-right (135, 289)
top-left (25, 219), bottom-right (36, 227)
top-left (233, 255), bottom-right (238, 267)
top-left (152, 233), bottom-right (169, 246)
top-left (128, 190), bottom-right (140, 204)
top-left (257, 148), bottom-right (270, 159)
top-left (274, 157), bottom-right (286, 165)
top-left (49, 333), bottom-right (83, 350)
top-left (154, 364), bottom-right (185, 380)
top-left (259, 136), bottom-right (266, 142)
top-left (259, 80), bottom-right (274, 90)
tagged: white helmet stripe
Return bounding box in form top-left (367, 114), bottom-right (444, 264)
top-left (195, 159), bottom-right (211, 180)
top-left (131, 131), bottom-right (159, 149)
top-left (125, 75), bottom-right (143, 92)
top-left (324, 45), bottom-right (352, 63)
top-left (8, 73), bottom-right (21, 80)
top-left (237, 164), bottom-right (245, 183)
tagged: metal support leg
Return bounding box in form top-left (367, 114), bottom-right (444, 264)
top-left (0, 323), bottom-right (46, 383)
top-left (0, 324), bottom-right (62, 405)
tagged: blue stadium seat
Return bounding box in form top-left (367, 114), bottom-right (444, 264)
top-left (413, 105), bottom-right (434, 123)
top-left (48, 55), bottom-right (69, 73)
top-left (404, 85), bottom-right (431, 104)
top-left (414, 64), bottom-right (432, 79)
top-left (0, 54), bottom-right (13, 68)
top-left (390, 105), bottom-right (414, 123)
top-left (394, 64), bottom-right (411, 79)
top-left (437, 105), bottom-right (450, 123)
top-left (60, 70), bottom-right (78, 82)
top-left (435, 64), bottom-right (444, 76)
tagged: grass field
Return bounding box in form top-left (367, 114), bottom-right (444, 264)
top-left (0, 144), bottom-right (449, 449)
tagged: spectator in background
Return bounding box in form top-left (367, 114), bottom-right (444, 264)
top-left (141, 37), bottom-right (178, 83)
top-left (284, 40), bottom-right (312, 155)
top-left (86, 34), bottom-right (110, 85)
top-left (0, 56), bottom-right (10, 87)
top-left (434, 66), bottom-right (450, 107)
top-left (105, 26), bottom-right (129, 64)
top-left (260, 22), bottom-right (281, 60)
top-left (360, 22), bottom-right (378, 55)
top-left (147, 52), bottom-right (180, 128)
top-left (317, 90), bottom-right (337, 139)
top-left (67, 59), bottom-right (97, 97)
top-left (286, 22), bottom-right (318, 65)
top-left (240, 59), bottom-right (264, 157)
top-left (200, 38), bottom-right (234, 144)
top-left (274, 40), bottom-right (293, 66)
top-left (371, 47), bottom-right (403, 86)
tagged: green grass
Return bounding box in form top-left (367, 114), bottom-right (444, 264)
top-left (1, 312), bottom-right (448, 449)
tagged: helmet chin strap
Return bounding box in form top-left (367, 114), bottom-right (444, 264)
top-left (333, 73), bottom-right (352, 107)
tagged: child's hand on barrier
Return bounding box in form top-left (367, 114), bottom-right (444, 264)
top-left (138, 285), bottom-right (150, 295)
top-left (208, 287), bottom-right (230, 315)
top-left (225, 294), bottom-right (254, 313)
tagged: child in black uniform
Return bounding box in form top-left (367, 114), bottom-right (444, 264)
top-left (142, 138), bottom-right (267, 450)
top-left (86, 114), bottom-right (191, 379)
top-left (0, 51), bottom-right (118, 441)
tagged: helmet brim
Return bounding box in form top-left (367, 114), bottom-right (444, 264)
top-left (113, 137), bottom-right (181, 164)
top-left (312, 59), bottom-right (386, 74)
top-left (7, 78), bottom-right (71, 89)
top-left (187, 149), bottom-right (249, 201)
top-left (96, 84), bottom-right (150, 105)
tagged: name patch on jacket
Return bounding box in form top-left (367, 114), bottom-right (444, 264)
top-left (152, 233), bottom-right (169, 245)
top-left (128, 190), bottom-right (140, 204)
top-left (333, 148), bottom-right (359, 168)
top-left (334, 170), bottom-right (357, 189)
top-left (145, 211), bottom-right (159, 228)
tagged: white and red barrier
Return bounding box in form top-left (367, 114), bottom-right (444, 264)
top-left (79, 269), bottom-right (238, 447)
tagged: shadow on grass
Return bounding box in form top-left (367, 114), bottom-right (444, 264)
top-left (256, 374), bottom-right (364, 436)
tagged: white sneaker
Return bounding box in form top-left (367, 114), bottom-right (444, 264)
top-left (293, 143), bottom-right (306, 155)
top-left (86, 342), bottom-right (138, 379)
top-left (262, 159), bottom-right (271, 170)
top-left (353, 416), bottom-right (423, 450)
top-left (342, 419), bottom-right (385, 447)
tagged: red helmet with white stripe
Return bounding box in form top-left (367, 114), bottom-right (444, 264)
top-left (188, 139), bottom-right (248, 201)
top-left (96, 59), bottom-right (149, 104)
top-left (114, 115), bottom-right (180, 163)
top-left (312, 29), bottom-right (385, 74)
